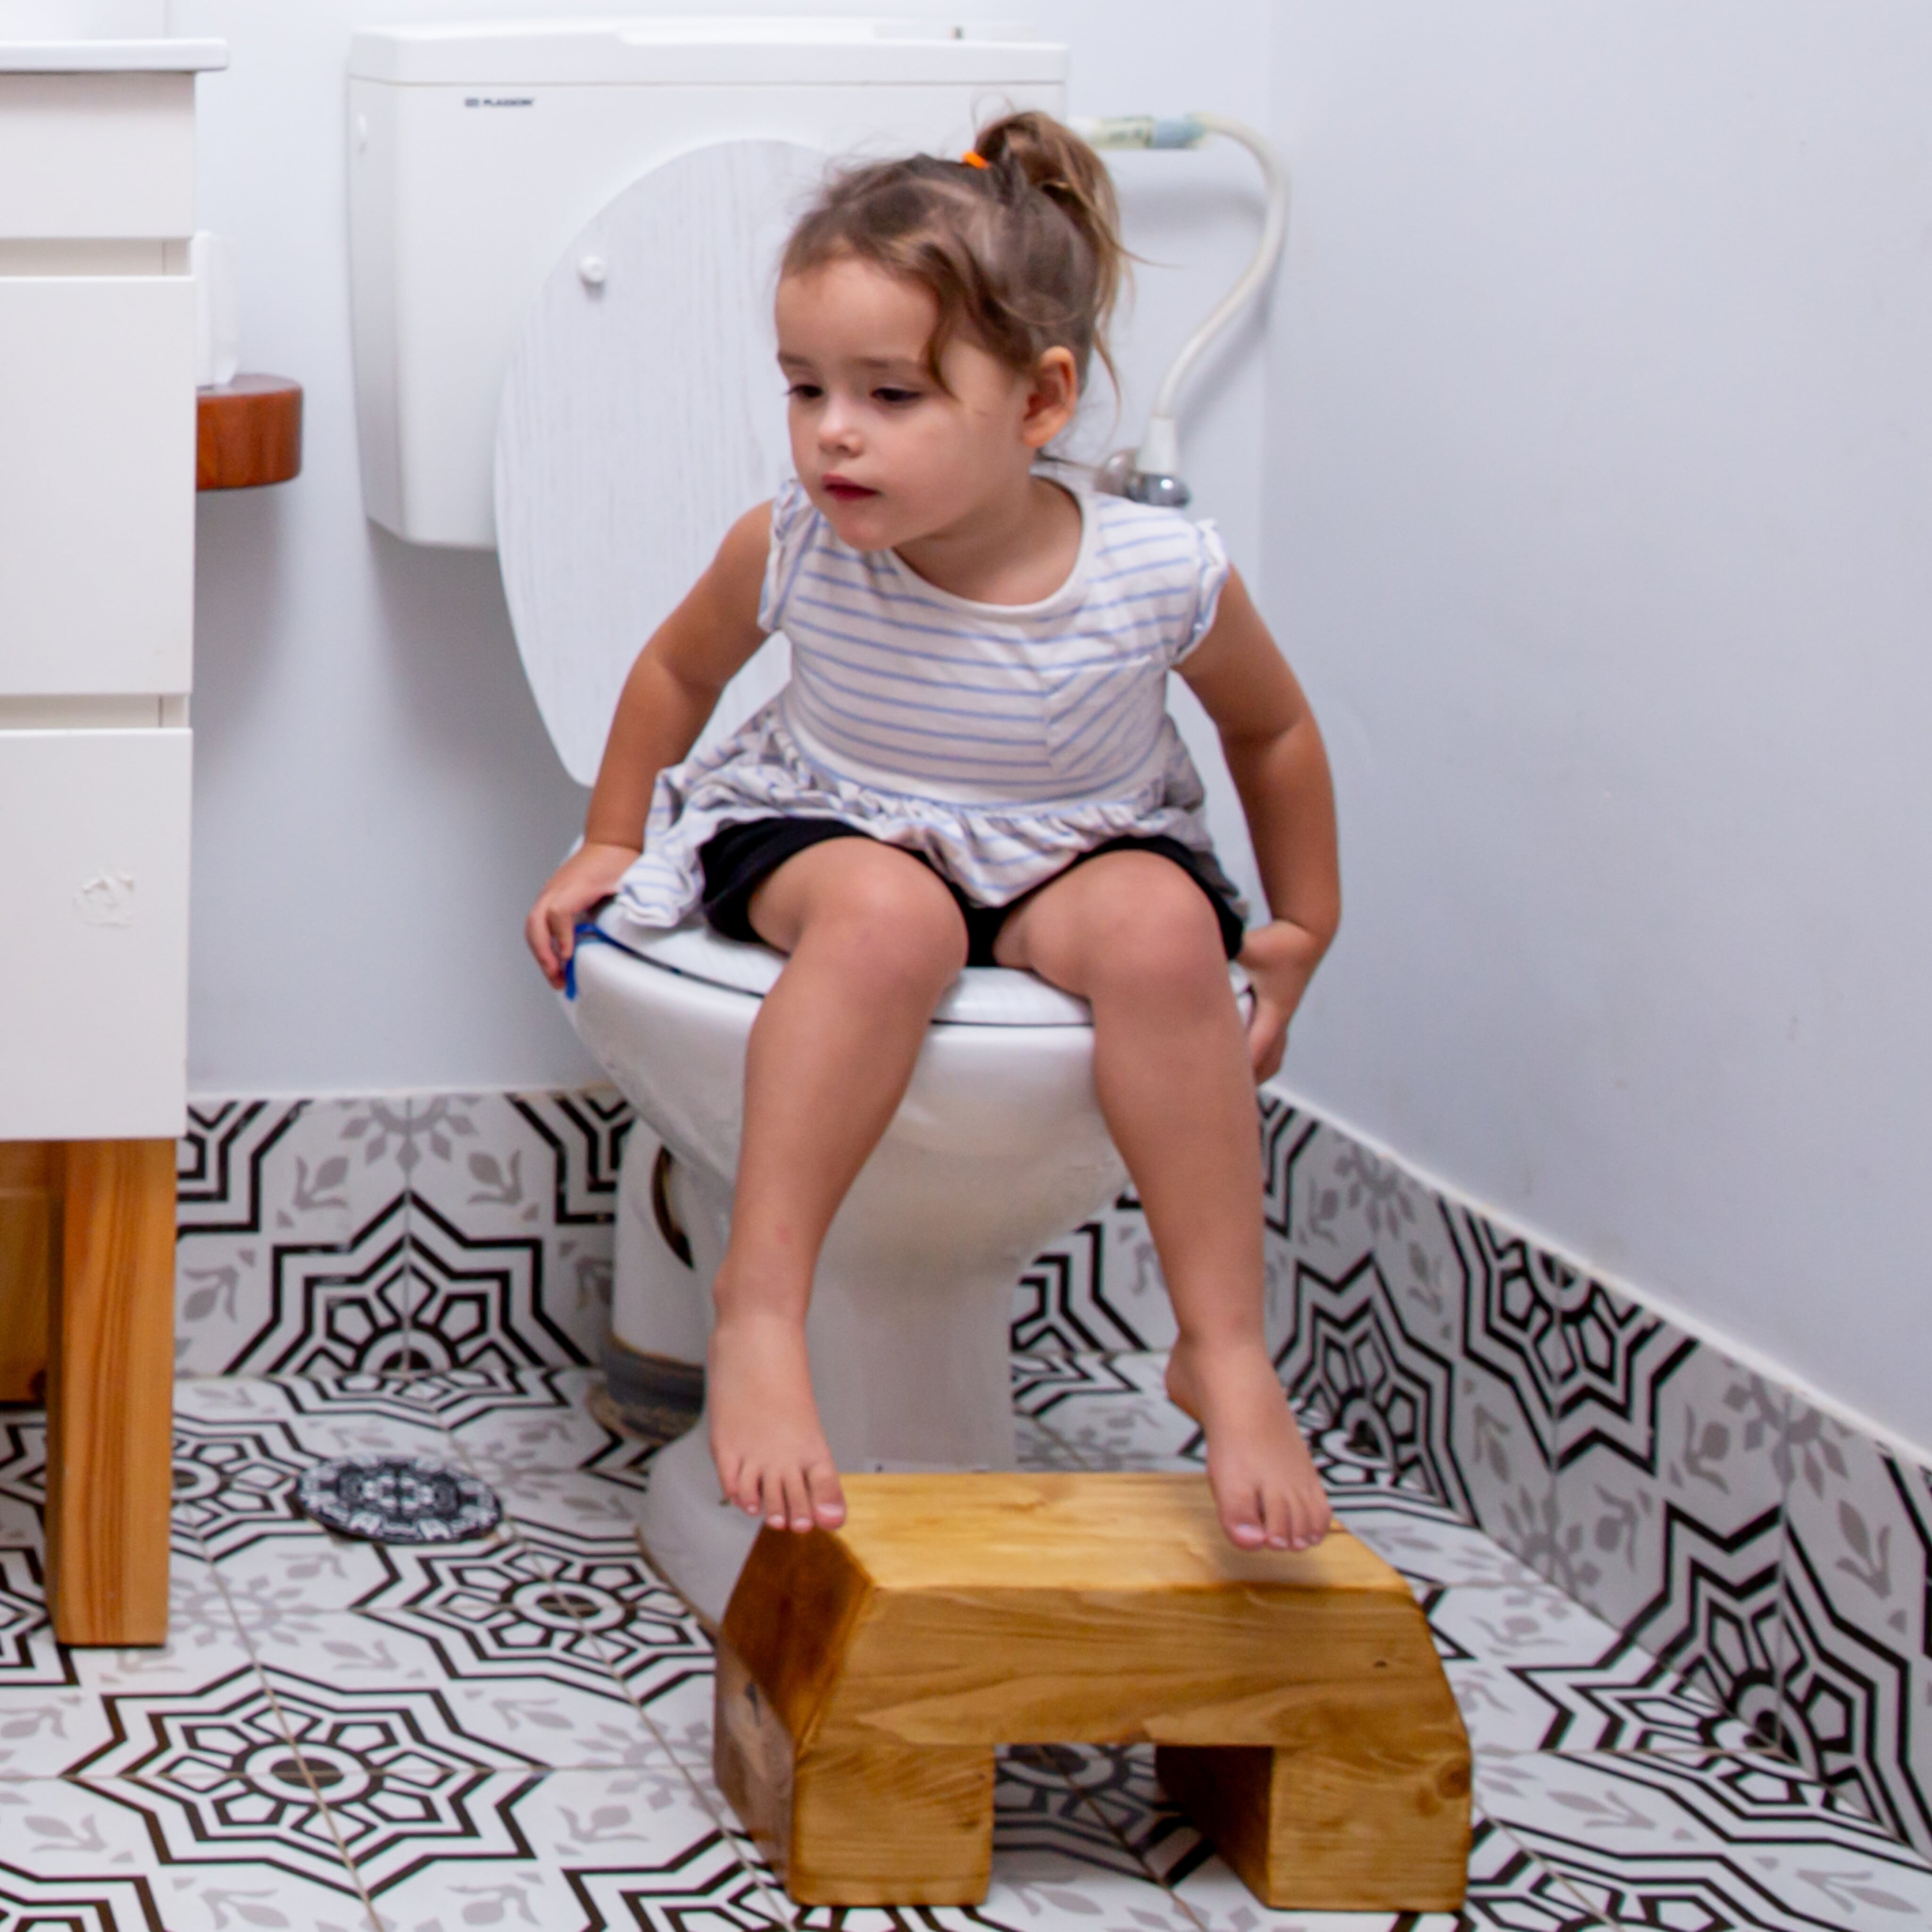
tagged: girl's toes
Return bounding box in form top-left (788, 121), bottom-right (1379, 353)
top-left (1218, 1481), bottom-right (1267, 1549)
top-left (778, 1469), bottom-right (813, 1533)
top-left (806, 1462), bottom-right (846, 1529)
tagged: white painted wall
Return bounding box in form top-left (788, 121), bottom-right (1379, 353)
top-left (173, 0), bottom-right (1274, 1094)
top-left (1265, 2), bottom-right (1932, 1446)
top-left (175, 0), bottom-right (1929, 1441)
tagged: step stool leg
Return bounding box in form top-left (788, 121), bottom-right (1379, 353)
top-left (1157, 1680), bottom-right (1470, 1911)
top-left (715, 1637), bottom-right (995, 1905)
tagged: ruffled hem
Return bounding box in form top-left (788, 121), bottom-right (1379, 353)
top-left (605, 704), bottom-right (1237, 942)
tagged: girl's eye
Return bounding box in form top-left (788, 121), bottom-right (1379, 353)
top-left (787, 382), bottom-right (823, 401)
top-left (874, 387), bottom-right (921, 407)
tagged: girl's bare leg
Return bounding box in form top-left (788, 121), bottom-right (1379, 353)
top-left (996, 852), bottom-right (1330, 1551)
top-left (707, 840), bottom-right (968, 1536)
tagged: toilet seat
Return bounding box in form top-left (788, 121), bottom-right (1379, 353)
top-left (597, 918), bottom-right (1097, 1027)
top-left (596, 916), bottom-right (1250, 1028)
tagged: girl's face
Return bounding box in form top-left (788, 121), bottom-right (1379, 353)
top-left (775, 254), bottom-right (1074, 553)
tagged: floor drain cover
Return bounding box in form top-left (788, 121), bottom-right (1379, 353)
top-left (296, 1456), bottom-right (503, 1544)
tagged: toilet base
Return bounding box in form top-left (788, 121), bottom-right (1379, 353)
top-left (635, 1425), bottom-right (760, 1626)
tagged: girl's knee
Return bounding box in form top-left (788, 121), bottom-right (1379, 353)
top-left (805, 850), bottom-right (967, 990)
top-left (1079, 862), bottom-right (1227, 1003)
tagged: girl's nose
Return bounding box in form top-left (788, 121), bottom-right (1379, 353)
top-left (817, 404), bottom-right (862, 455)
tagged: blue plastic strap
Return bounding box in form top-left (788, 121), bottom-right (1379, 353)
top-left (562, 919), bottom-right (617, 1002)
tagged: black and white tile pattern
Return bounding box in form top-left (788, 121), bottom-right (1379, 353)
top-left (0, 1344), bottom-right (1911, 1926)
top-left (172, 1081), bottom-right (1932, 1901)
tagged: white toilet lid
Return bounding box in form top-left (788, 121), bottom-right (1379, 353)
top-left (495, 138), bottom-right (827, 786)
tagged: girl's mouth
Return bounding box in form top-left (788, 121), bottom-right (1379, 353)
top-left (822, 475), bottom-right (878, 504)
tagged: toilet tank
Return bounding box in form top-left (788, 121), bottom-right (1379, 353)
top-left (347, 17), bottom-right (1067, 549)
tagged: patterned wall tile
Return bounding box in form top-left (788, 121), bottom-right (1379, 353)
top-left (177, 1090), bottom-right (629, 1380)
top-left (1444, 1208), bottom-right (1567, 1582)
top-left (1779, 1399), bottom-right (1932, 1856)
top-left (1554, 1295), bottom-right (1788, 1744)
top-left (176, 1099), bottom-right (411, 1375)
top-left (1010, 1194), bottom-right (1171, 1355)
top-left (1266, 1117), bottom-right (1474, 1519)
top-left (404, 1092), bottom-right (624, 1372)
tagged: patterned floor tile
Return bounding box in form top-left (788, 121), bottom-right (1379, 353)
top-left (1054, 1743), bottom-right (1598, 1930)
top-left (1475, 1748), bottom-right (1932, 1932)
top-left (401, 1775), bottom-right (783, 1932)
top-left (77, 1663), bottom-right (544, 1901)
top-left (1333, 1498), bottom-right (1547, 1590)
top-left (172, 1374), bottom-right (299, 1424)
top-left (0, 1850), bottom-right (170, 1932)
top-left (170, 1411), bottom-right (334, 1562)
top-left (0, 1689), bottom-right (119, 1776)
top-left (1778, 1396), bottom-right (1932, 1853)
top-left (150, 1858), bottom-right (377, 1932)
top-left (69, 1567), bottom-right (257, 1700)
top-left (492, 1469), bottom-right (646, 1540)
top-left (1424, 1582), bottom-right (1757, 1758)
top-left (210, 1516), bottom-right (399, 1618)
top-left (0, 1773), bottom-right (190, 1874)
top-left (437, 1367), bottom-right (655, 1493)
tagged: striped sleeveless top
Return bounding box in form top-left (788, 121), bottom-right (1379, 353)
top-left (607, 474), bottom-right (1238, 938)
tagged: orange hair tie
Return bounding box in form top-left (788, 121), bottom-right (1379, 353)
top-left (959, 149), bottom-right (989, 169)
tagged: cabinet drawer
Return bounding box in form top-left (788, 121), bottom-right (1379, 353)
top-left (0, 72), bottom-right (195, 238)
top-left (0, 728), bottom-right (190, 1139)
top-left (0, 276), bottom-right (194, 696)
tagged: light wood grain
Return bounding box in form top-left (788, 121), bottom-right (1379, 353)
top-left (47, 1139), bottom-right (174, 1645)
top-left (718, 1472), bottom-right (1470, 1910)
top-left (0, 1143), bottom-right (53, 1402)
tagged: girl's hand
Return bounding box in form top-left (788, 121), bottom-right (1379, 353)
top-left (1237, 918), bottom-right (1329, 1083)
top-left (526, 841), bottom-right (641, 990)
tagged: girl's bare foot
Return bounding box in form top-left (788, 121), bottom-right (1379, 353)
top-left (707, 1308), bottom-right (846, 1533)
top-left (1166, 1338), bottom-right (1332, 1552)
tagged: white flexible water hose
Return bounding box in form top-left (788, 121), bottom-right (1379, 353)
top-left (1074, 113), bottom-right (1290, 505)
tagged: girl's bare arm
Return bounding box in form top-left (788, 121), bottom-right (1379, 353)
top-left (1177, 567), bottom-right (1341, 1080)
top-left (525, 503), bottom-right (773, 987)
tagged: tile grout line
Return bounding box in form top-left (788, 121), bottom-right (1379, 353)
top-left (180, 1507), bottom-right (389, 1932)
top-left (430, 1392), bottom-right (803, 1931)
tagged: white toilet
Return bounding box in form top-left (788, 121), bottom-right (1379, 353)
top-left (570, 925), bottom-right (1127, 1617)
top-left (346, 20), bottom-right (1195, 1620)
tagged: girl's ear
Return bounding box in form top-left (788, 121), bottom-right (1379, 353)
top-left (1020, 346), bottom-right (1080, 450)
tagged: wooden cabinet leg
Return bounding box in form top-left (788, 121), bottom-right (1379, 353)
top-left (0, 1145), bottom-right (53, 1403)
top-left (47, 1139), bottom-right (174, 1646)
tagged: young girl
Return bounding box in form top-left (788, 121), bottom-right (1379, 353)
top-left (527, 112), bottom-right (1340, 1556)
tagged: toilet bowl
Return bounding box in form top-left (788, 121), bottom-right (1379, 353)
top-left (569, 920), bottom-right (1129, 1621)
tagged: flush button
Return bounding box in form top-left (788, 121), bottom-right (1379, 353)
top-left (578, 255), bottom-right (608, 289)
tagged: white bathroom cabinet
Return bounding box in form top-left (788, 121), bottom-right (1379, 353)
top-left (0, 38), bottom-right (218, 1136)
top-left (0, 33), bottom-right (223, 1648)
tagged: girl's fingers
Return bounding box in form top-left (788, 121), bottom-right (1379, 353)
top-left (1247, 1001), bottom-right (1289, 1080)
top-left (525, 909), bottom-right (561, 986)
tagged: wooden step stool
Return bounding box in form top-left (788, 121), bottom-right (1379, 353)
top-left (715, 1471), bottom-right (1470, 1911)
